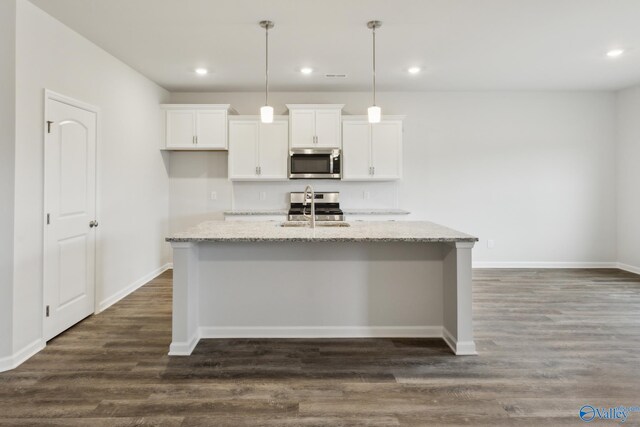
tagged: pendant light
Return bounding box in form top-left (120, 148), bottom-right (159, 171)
top-left (367, 20), bottom-right (382, 123)
top-left (260, 20), bottom-right (274, 123)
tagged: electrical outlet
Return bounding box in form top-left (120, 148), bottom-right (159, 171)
top-left (363, 191), bottom-right (370, 200)
top-left (487, 239), bottom-right (495, 249)
top-left (210, 191), bottom-right (217, 201)
top-left (259, 191), bottom-right (267, 201)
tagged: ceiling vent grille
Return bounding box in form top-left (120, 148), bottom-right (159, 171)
top-left (324, 73), bottom-right (348, 78)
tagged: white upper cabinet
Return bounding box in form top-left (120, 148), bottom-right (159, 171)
top-left (287, 104), bottom-right (343, 148)
top-left (314, 109), bottom-right (342, 147)
top-left (342, 116), bottom-right (404, 181)
top-left (342, 121), bottom-right (371, 180)
top-left (258, 120), bottom-right (289, 179)
top-left (162, 104), bottom-right (234, 150)
top-left (290, 110), bottom-right (316, 148)
top-left (166, 110), bottom-right (195, 149)
top-left (228, 120), bottom-right (259, 179)
top-left (228, 117), bottom-right (289, 181)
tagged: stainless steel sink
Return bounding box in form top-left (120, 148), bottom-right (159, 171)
top-left (280, 221), bottom-right (351, 228)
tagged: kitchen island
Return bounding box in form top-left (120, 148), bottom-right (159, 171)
top-left (166, 221), bottom-right (479, 356)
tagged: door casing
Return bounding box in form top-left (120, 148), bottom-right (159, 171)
top-left (42, 89), bottom-right (101, 342)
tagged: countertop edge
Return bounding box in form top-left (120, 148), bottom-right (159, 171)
top-left (223, 209), bottom-right (411, 216)
top-left (166, 237), bottom-right (479, 243)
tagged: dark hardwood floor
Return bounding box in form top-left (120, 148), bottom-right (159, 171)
top-left (1, 268), bottom-right (639, 426)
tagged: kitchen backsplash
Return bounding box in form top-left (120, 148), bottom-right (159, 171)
top-left (168, 151), bottom-right (401, 232)
top-left (231, 180), bottom-right (400, 211)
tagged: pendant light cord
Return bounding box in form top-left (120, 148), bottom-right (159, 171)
top-left (265, 25), bottom-right (269, 106)
top-left (372, 25), bottom-right (376, 107)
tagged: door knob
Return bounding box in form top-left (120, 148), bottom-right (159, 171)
top-left (89, 220), bottom-right (99, 228)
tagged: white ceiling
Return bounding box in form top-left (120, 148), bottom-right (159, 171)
top-left (29, 0), bottom-right (640, 92)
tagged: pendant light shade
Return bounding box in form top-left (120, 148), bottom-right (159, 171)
top-left (367, 106), bottom-right (381, 123)
top-left (260, 20), bottom-right (274, 123)
top-left (367, 20), bottom-right (382, 123)
top-left (260, 105), bottom-right (274, 123)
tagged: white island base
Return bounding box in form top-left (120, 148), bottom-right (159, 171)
top-left (167, 221), bottom-right (478, 356)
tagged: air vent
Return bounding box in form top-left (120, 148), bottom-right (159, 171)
top-left (324, 73), bottom-right (348, 78)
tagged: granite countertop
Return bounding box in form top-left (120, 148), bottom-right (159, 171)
top-left (223, 209), bottom-right (410, 216)
top-left (224, 209), bottom-right (288, 216)
top-left (344, 208), bottom-right (410, 215)
top-left (166, 220), bottom-right (477, 243)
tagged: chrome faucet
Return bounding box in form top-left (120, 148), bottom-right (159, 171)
top-left (302, 185), bottom-right (316, 228)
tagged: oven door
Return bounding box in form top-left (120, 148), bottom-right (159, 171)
top-left (289, 149), bottom-right (341, 179)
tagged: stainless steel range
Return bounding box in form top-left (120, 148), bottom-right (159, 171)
top-left (288, 191), bottom-right (344, 222)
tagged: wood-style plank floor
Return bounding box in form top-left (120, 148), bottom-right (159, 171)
top-left (1, 269), bottom-right (639, 426)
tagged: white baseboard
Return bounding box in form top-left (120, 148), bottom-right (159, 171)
top-left (0, 338), bottom-right (45, 373)
top-left (168, 325), bottom-right (445, 356)
top-left (442, 328), bottom-right (477, 356)
top-left (473, 261), bottom-right (618, 269)
top-left (98, 263), bottom-right (172, 313)
top-left (168, 330), bottom-right (200, 356)
top-left (198, 325), bottom-right (443, 339)
top-left (618, 262), bottom-right (640, 275)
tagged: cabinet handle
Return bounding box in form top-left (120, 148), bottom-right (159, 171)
top-left (195, 136), bottom-right (198, 144)
top-left (256, 166), bottom-right (259, 175)
top-left (258, 166), bottom-right (262, 175)
top-left (192, 136), bottom-right (196, 144)
top-left (372, 166), bottom-right (375, 175)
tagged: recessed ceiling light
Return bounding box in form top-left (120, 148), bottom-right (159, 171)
top-left (606, 49), bottom-right (625, 58)
top-left (195, 68), bottom-right (208, 75)
top-left (300, 67), bottom-right (313, 75)
top-left (408, 66), bottom-right (421, 74)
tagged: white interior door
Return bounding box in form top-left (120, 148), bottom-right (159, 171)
top-left (44, 95), bottom-right (97, 341)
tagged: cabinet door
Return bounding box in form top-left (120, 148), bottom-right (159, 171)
top-left (341, 121), bottom-right (372, 180)
top-left (258, 121), bottom-right (289, 180)
top-left (166, 110), bottom-right (195, 148)
top-left (371, 121), bottom-right (402, 180)
top-left (315, 110), bottom-right (341, 147)
top-left (228, 121), bottom-right (259, 180)
top-left (290, 110), bottom-right (316, 147)
top-left (196, 110), bottom-right (227, 149)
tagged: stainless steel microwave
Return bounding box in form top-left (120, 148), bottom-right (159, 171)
top-left (289, 148), bottom-right (341, 179)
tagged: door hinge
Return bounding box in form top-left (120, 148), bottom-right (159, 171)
top-left (46, 213), bottom-right (50, 225)
top-left (46, 121), bottom-right (54, 134)
top-left (46, 305), bottom-right (50, 317)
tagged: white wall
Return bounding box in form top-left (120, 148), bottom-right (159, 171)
top-left (616, 85), bottom-right (640, 272)
top-left (10, 0), bottom-right (171, 355)
top-left (0, 0), bottom-right (17, 361)
top-left (170, 91), bottom-right (617, 265)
